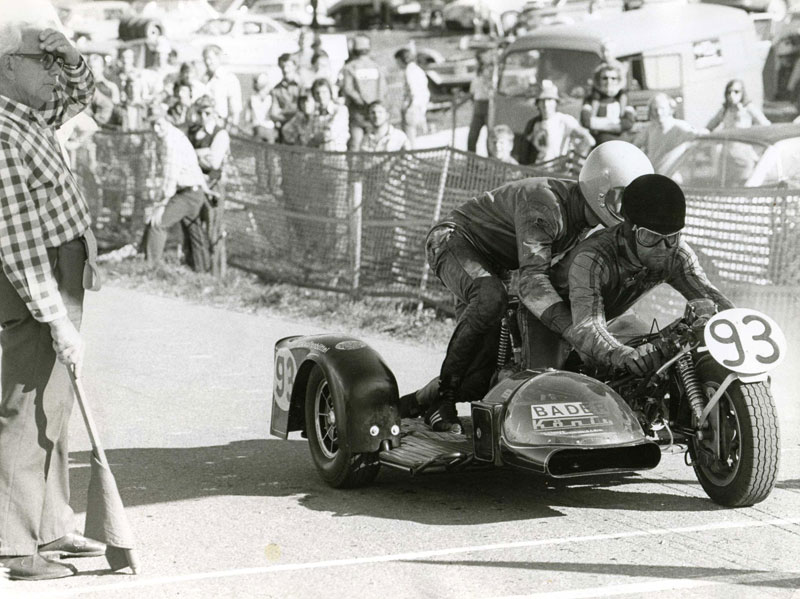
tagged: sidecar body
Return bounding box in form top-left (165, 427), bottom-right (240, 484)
top-left (270, 334), bottom-right (661, 485)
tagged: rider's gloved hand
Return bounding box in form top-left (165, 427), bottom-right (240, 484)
top-left (687, 298), bottom-right (717, 329)
top-left (610, 343), bottom-right (663, 377)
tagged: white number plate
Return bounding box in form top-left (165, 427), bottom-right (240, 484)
top-left (704, 308), bottom-right (786, 375)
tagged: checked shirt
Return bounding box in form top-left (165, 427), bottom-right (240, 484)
top-left (0, 59), bottom-right (95, 322)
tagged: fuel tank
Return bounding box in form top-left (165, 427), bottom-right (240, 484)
top-left (474, 369), bottom-right (661, 478)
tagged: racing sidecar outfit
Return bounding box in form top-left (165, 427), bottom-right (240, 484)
top-left (551, 223), bottom-right (735, 369)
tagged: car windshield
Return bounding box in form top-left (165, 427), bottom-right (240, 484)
top-left (497, 48), bottom-right (600, 99)
top-left (197, 18), bottom-right (234, 34)
top-left (665, 139), bottom-right (768, 188)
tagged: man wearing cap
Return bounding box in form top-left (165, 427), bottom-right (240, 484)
top-left (552, 173), bottom-right (734, 374)
top-left (519, 80), bottom-right (594, 166)
top-left (143, 105), bottom-right (211, 272)
top-left (0, 15), bottom-right (104, 581)
top-left (402, 141), bottom-right (654, 433)
top-left (341, 34), bottom-right (386, 151)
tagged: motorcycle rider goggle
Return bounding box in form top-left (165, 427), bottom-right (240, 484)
top-left (633, 225), bottom-right (681, 248)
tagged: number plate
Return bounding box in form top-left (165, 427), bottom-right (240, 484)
top-left (704, 309), bottom-right (787, 375)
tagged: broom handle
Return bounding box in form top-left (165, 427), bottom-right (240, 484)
top-left (68, 366), bottom-right (110, 468)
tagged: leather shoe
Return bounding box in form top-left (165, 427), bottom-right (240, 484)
top-left (0, 554), bottom-right (76, 581)
top-left (39, 532), bottom-right (105, 558)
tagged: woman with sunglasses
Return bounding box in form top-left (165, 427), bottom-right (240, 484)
top-left (580, 61), bottom-right (636, 146)
top-left (706, 78), bottom-right (770, 132)
top-left (552, 173), bottom-right (734, 377)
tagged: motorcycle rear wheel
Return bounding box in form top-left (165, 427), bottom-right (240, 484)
top-left (690, 356), bottom-right (780, 507)
top-left (304, 365), bottom-right (380, 488)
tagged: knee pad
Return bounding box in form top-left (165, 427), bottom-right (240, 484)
top-left (467, 277), bottom-right (507, 329)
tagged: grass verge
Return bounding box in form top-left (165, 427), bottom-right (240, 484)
top-left (99, 257), bottom-right (453, 348)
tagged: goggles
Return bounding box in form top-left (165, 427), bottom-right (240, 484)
top-left (11, 52), bottom-right (64, 70)
top-left (633, 225), bottom-right (681, 248)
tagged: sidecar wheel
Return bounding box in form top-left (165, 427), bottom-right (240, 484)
top-left (304, 365), bottom-right (380, 488)
top-left (690, 356), bottom-right (780, 507)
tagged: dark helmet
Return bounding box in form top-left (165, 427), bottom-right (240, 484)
top-left (621, 174), bottom-right (686, 234)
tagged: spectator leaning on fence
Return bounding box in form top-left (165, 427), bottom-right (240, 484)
top-left (361, 99), bottom-right (410, 152)
top-left (200, 44), bottom-right (242, 130)
top-left (580, 61), bottom-right (635, 146)
top-left (114, 46), bottom-right (148, 130)
top-left (488, 124), bottom-right (518, 164)
top-left (520, 80), bottom-right (594, 166)
top-left (270, 52), bottom-right (302, 142)
top-left (0, 16), bottom-right (105, 581)
top-left (633, 93), bottom-right (700, 172)
top-left (341, 34), bottom-right (386, 151)
top-left (86, 53), bottom-right (121, 129)
top-left (246, 73), bottom-right (276, 143)
top-left (706, 79), bottom-right (770, 131)
top-left (395, 47), bottom-right (430, 149)
top-left (143, 105), bottom-right (210, 272)
top-left (309, 77), bottom-right (349, 151)
top-left (281, 92), bottom-right (316, 146)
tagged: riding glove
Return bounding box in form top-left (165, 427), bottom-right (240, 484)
top-left (610, 343), bottom-right (663, 376)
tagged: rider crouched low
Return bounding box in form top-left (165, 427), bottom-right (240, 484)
top-left (551, 173), bottom-right (735, 375)
top-left (404, 141), bottom-right (655, 433)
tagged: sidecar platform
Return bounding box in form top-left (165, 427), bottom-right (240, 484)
top-left (378, 418), bottom-right (486, 475)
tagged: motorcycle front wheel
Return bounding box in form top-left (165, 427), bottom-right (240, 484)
top-left (690, 356), bottom-right (780, 507)
top-left (304, 365), bottom-right (381, 489)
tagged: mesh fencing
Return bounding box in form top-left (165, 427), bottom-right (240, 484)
top-left (81, 131), bottom-right (799, 335)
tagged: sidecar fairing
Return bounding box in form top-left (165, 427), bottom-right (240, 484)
top-left (471, 370), bottom-right (661, 477)
top-left (271, 335), bottom-right (659, 483)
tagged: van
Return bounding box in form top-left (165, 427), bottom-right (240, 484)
top-left (492, 4), bottom-right (768, 139)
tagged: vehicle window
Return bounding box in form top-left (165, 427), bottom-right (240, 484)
top-left (498, 48), bottom-right (600, 99)
top-left (667, 140), bottom-right (725, 188)
top-left (243, 21), bottom-right (263, 34)
top-left (617, 55), bottom-right (644, 91)
top-left (105, 8), bottom-right (127, 19)
top-left (196, 18), bottom-right (234, 35)
top-left (642, 54), bottom-right (682, 90)
top-left (253, 3), bottom-right (284, 14)
top-left (722, 141), bottom-right (764, 187)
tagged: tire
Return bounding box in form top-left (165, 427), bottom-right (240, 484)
top-left (690, 356), bottom-right (780, 507)
top-left (304, 365), bottom-right (380, 488)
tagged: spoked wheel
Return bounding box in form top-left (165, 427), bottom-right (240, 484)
top-left (304, 365), bottom-right (380, 488)
top-left (690, 356), bottom-right (780, 507)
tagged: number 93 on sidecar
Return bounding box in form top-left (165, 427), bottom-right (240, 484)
top-left (269, 304), bottom-right (787, 508)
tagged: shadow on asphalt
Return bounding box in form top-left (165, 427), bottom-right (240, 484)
top-left (68, 439), bottom-right (721, 527)
top-left (399, 560), bottom-right (800, 589)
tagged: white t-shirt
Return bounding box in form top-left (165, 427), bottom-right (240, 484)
top-left (529, 112), bottom-right (583, 163)
top-left (634, 119), bottom-right (698, 170)
top-left (404, 62), bottom-right (430, 108)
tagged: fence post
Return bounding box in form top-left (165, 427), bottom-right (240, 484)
top-left (351, 179), bottom-right (363, 299)
top-left (417, 148), bottom-right (452, 312)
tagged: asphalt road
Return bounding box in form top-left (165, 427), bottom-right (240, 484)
top-left (5, 285), bottom-right (800, 599)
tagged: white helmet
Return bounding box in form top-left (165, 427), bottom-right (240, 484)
top-left (578, 141), bottom-right (654, 227)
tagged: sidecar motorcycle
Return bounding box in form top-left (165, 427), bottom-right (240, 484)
top-left (270, 302), bottom-right (786, 507)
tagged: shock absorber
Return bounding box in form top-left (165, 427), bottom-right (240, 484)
top-left (496, 316), bottom-right (510, 369)
top-left (675, 353), bottom-right (706, 427)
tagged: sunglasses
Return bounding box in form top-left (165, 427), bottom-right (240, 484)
top-left (727, 89), bottom-right (743, 94)
top-left (601, 75), bottom-right (619, 81)
top-left (10, 52), bottom-right (64, 70)
top-left (633, 225), bottom-right (681, 248)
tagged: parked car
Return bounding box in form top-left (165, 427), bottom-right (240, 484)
top-left (326, 0), bottom-right (422, 29)
top-left (442, 0), bottom-right (527, 32)
top-left (131, 0), bottom-right (220, 39)
top-left (660, 123), bottom-right (800, 188)
top-left (57, 1), bottom-right (134, 42)
top-left (246, 0), bottom-right (336, 26)
top-left (175, 13), bottom-right (348, 80)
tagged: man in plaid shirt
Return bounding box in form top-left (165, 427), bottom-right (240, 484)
top-left (0, 16), bottom-right (105, 580)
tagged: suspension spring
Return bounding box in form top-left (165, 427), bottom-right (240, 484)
top-left (496, 317), bottom-right (510, 369)
top-left (676, 353), bottom-right (706, 426)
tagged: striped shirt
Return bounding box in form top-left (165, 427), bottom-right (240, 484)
top-left (551, 224), bottom-right (734, 368)
top-left (0, 59), bottom-right (95, 322)
top-left (158, 121), bottom-right (207, 202)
